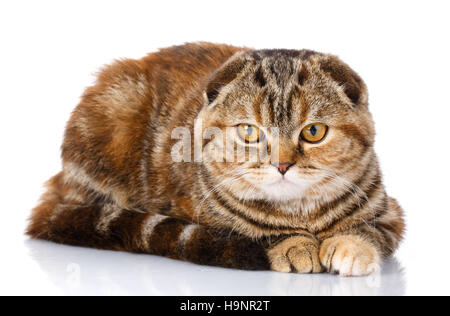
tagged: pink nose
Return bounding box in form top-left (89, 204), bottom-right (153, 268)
top-left (272, 162), bottom-right (295, 175)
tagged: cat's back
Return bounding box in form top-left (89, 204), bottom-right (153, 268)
top-left (143, 42), bottom-right (244, 106)
top-left (61, 43), bottom-right (243, 208)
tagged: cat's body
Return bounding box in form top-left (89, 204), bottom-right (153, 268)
top-left (27, 42), bottom-right (404, 276)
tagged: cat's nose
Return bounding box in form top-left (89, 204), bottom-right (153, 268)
top-left (271, 162), bottom-right (295, 175)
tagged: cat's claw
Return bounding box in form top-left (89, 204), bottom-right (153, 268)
top-left (267, 236), bottom-right (323, 274)
top-left (319, 235), bottom-right (381, 277)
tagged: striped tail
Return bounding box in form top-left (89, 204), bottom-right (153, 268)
top-left (27, 175), bottom-right (270, 270)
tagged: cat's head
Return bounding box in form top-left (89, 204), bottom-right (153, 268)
top-left (196, 49), bottom-right (375, 203)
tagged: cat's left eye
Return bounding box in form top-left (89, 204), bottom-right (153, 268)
top-left (237, 124), bottom-right (265, 144)
top-left (301, 123), bottom-right (328, 143)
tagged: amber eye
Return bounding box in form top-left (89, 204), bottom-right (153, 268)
top-left (237, 124), bottom-right (265, 143)
top-left (301, 123), bottom-right (328, 143)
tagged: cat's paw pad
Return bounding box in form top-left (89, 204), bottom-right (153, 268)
top-left (267, 235), bottom-right (323, 274)
top-left (319, 235), bottom-right (381, 277)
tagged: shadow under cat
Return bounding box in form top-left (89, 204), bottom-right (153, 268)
top-left (26, 239), bottom-right (406, 296)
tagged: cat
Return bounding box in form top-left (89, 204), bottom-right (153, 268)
top-left (27, 42), bottom-right (405, 276)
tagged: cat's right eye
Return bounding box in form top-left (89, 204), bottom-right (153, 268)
top-left (237, 124), bottom-right (265, 144)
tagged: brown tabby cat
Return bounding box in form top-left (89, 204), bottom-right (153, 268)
top-left (27, 42), bottom-right (405, 276)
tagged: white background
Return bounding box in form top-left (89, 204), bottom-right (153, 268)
top-left (1, 0), bottom-right (449, 296)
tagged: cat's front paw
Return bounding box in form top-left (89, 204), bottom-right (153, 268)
top-left (267, 235), bottom-right (323, 273)
top-left (319, 235), bottom-right (381, 277)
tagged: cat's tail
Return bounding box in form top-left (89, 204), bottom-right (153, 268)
top-left (26, 173), bottom-right (270, 270)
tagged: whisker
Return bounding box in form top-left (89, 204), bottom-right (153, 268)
top-left (193, 168), bottom-right (252, 224)
top-left (319, 169), bottom-right (376, 229)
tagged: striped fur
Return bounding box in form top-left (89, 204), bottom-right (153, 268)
top-left (27, 43), bottom-right (404, 276)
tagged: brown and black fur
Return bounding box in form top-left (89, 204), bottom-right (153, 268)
top-left (27, 42), bottom-right (405, 276)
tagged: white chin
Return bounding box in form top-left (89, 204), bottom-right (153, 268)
top-left (258, 180), bottom-right (311, 201)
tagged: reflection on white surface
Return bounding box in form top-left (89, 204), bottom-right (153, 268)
top-left (26, 239), bottom-right (406, 296)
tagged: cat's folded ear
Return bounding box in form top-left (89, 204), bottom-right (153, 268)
top-left (318, 55), bottom-right (368, 106)
top-left (204, 52), bottom-right (248, 105)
